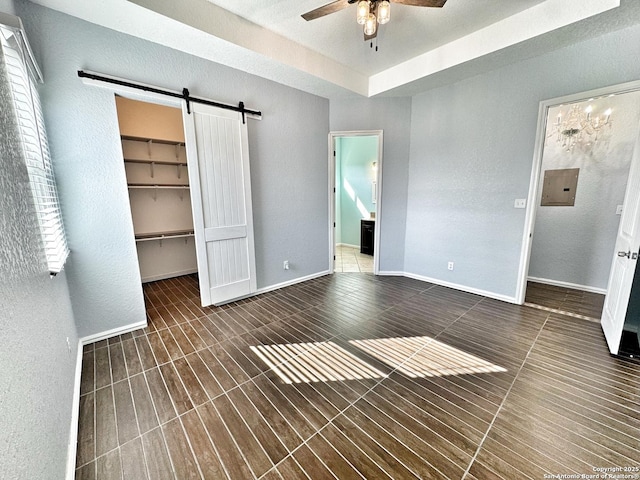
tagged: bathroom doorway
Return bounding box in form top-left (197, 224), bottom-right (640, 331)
top-left (329, 131), bottom-right (383, 274)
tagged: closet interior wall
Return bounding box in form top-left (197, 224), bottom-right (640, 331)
top-left (116, 96), bottom-right (197, 283)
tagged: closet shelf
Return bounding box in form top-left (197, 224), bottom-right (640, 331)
top-left (124, 158), bottom-right (187, 166)
top-left (135, 229), bottom-right (194, 242)
top-left (128, 184), bottom-right (189, 189)
top-left (121, 135), bottom-right (184, 146)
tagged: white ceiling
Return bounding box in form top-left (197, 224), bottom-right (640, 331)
top-left (27, 0), bottom-right (640, 98)
top-left (205, 0), bottom-right (548, 75)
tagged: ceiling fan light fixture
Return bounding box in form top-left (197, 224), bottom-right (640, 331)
top-left (364, 12), bottom-right (377, 35)
top-left (377, 1), bottom-right (391, 24)
top-left (356, 0), bottom-right (370, 25)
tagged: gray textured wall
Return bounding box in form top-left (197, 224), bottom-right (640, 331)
top-left (0, 12), bottom-right (79, 478)
top-left (330, 97), bottom-right (412, 273)
top-left (406, 23), bottom-right (640, 299)
top-left (16, 0), bottom-right (330, 337)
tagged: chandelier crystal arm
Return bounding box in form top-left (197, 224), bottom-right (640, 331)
top-left (548, 103), bottom-right (613, 152)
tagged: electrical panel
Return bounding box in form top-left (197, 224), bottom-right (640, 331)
top-left (540, 168), bottom-right (579, 206)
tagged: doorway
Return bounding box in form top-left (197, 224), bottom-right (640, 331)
top-left (517, 80), bottom-right (640, 354)
top-left (109, 86), bottom-right (257, 307)
top-left (329, 131), bottom-right (383, 275)
top-left (115, 95), bottom-right (197, 284)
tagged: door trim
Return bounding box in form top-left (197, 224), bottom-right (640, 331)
top-left (516, 79), bottom-right (640, 305)
top-left (329, 130), bottom-right (384, 275)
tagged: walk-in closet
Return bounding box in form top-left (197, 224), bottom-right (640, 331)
top-left (116, 96), bottom-right (197, 283)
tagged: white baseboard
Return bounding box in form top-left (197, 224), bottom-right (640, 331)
top-left (141, 268), bottom-right (198, 284)
top-left (403, 271), bottom-right (518, 304)
top-left (255, 270), bottom-right (331, 296)
top-left (66, 340), bottom-right (84, 480)
top-left (80, 320), bottom-right (147, 345)
top-left (336, 243), bottom-right (360, 249)
top-left (211, 271), bottom-right (331, 306)
top-left (377, 271), bottom-right (405, 276)
top-left (68, 320), bottom-right (146, 478)
top-left (527, 276), bottom-right (607, 295)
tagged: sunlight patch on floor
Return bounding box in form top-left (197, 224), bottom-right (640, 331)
top-left (349, 336), bottom-right (507, 378)
top-left (250, 341), bottom-right (387, 384)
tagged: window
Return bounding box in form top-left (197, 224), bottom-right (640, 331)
top-left (1, 14), bottom-right (69, 274)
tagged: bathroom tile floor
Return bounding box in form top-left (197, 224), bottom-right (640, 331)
top-left (334, 245), bottom-right (373, 273)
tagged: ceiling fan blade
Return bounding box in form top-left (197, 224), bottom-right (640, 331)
top-left (391, 0), bottom-right (447, 7)
top-left (302, 0), bottom-right (351, 21)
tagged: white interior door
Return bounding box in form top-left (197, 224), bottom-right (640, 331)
top-left (602, 122), bottom-right (640, 354)
top-left (183, 102), bottom-right (256, 306)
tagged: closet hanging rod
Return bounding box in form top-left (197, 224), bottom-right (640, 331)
top-left (77, 70), bottom-right (261, 123)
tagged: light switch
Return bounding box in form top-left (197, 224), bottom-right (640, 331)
top-left (514, 199), bottom-right (527, 209)
top-left (616, 204), bottom-right (623, 215)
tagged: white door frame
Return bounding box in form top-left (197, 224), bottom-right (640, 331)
top-left (515, 79), bottom-right (640, 305)
top-left (329, 130), bottom-right (384, 275)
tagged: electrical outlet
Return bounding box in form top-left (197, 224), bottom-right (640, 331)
top-left (283, 260), bottom-right (290, 270)
top-left (616, 204), bottom-right (623, 215)
top-left (447, 262), bottom-right (454, 271)
top-left (514, 199), bottom-right (527, 209)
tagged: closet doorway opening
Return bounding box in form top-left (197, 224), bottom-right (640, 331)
top-left (115, 96), bottom-right (197, 284)
top-left (329, 131), bottom-right (383, 275)
top-left (112, 88), bottom-right (258, 307)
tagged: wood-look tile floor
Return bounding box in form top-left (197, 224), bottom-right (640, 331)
top-left (525, 281), bottom-right (606, 321)
top-left (75, 274), bottom-right (640, 479)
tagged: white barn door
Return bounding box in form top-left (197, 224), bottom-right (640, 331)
top-left (183, 102), bottom-right (256, 306)
top-left (602, 122), bottom-right (640, 354)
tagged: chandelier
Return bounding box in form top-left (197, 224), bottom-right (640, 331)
top-left (550, 103), bottom-right (612, 152)
top-left (356, 0), bottom-right (391, 37)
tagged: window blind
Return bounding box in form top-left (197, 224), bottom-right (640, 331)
top-left (1, 18), bottom-right (69, 273)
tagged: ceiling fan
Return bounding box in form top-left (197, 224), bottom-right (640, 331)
top-left (302, 0), bottom-right (447, 41)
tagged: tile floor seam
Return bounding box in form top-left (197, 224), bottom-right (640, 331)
top-left (176, 414), bottom-right (207, 480)
top-left (315, 425), bottom-right (395, 480)
top-left (523, 302), bottom-right (601, 322)
top-left (349, 399), bottom-right (463, 479)
top-left (460, 310), bottom-right (553, 480)
top-left (486, 421), bottom-right (587, 475)
top-left (193, 405), bottom-right (234, 480)
top-left (362, 386), bottom-right (478, 465)
top-left (509, 362), bottom-right (640, 420)
top-left (135, 371), bottom-right (167, 479)
top-left (382, 376), bottom-right (492, 437)
top-left (486, 401), bottom-right (628, 474)
top-left (221, 387), bottom-right (288, 475)
top-left (208, 398), bottom-right (269, 478)
top-left (496, 385), bottom-right (640, 462)
top-left (255, 293), bottom-right (484, 480)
